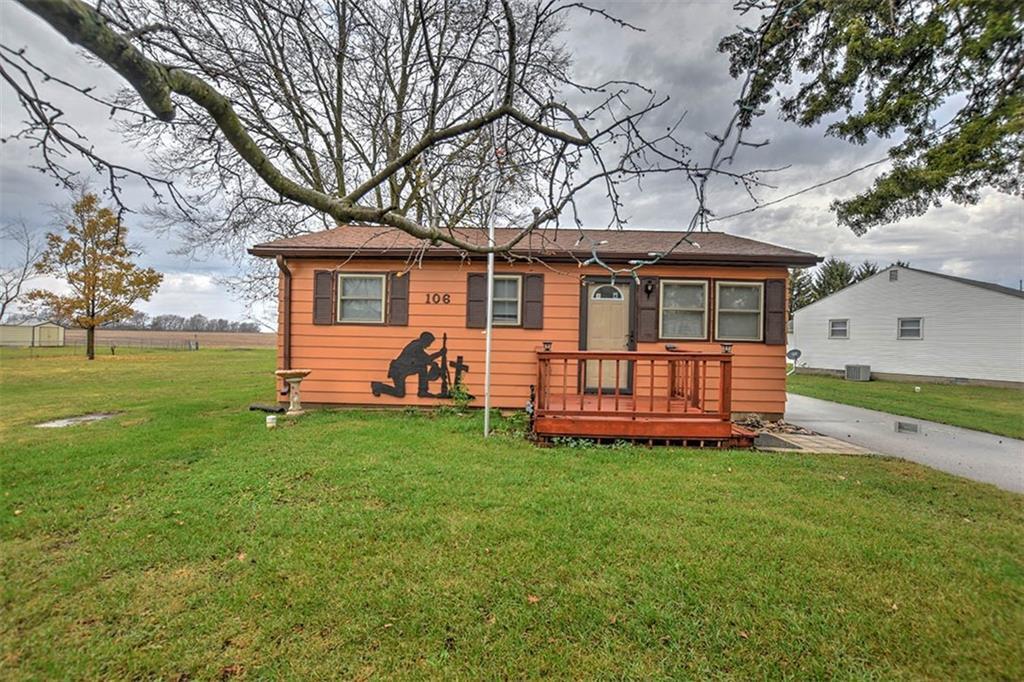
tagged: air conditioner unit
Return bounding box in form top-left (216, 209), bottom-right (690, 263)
top-left (845, 364), bottom-right (871, 381)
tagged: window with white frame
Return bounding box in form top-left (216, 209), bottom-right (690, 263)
top-left (898, 317), bottom-right (922, 339)
top-left (337, 273), bottom-right (386, 323)
top-left (828, 319), bottom-right (849, 339)
top-left (492, 275), bottom-right (521, 325)
top-left (715, 281), bottom-right (763, 341)
top-left (660, 280), bottom-right (707, 339)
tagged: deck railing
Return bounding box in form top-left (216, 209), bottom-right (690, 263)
top-left (534, 350), bottom-right (733, 421)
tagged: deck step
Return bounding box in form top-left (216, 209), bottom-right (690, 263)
top-left (534, 414), bottom-right (735, 441)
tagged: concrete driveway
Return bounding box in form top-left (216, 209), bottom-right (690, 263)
top-left (785, 393), bottom-right (1024, 494)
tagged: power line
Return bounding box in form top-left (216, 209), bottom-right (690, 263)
top-left (709, 156), bottom-right (890, 223)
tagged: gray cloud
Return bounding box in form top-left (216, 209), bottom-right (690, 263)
top-left (2, 0), bottom-right (1021, 324)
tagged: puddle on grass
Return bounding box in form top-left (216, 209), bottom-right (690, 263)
top-left (35, 413), bottom-right (119, 428)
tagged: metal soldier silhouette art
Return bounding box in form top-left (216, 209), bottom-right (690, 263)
top-left (371, 331), bottom-right (472, 399)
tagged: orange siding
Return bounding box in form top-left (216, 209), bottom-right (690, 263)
top-left (277, 259), bottom-right (789, 415)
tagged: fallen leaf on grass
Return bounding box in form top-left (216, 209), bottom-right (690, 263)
top-left (13, 510), bottom-right (21, 516)
top-left (738, 630), bottom-right (749, 639)
top-left (608, 614), bottom-right (618, 625)
top-left (527, 595), bottom-right (541, 604)
top-left (219, 664), bottom-right (244, 679)
top-left (236, 551), bottom-right (247, 562)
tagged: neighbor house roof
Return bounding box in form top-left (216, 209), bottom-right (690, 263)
top-left (902, 266), bottom-right (1024, 300)
top-left (248, 225), bottom-right (821, 267)
top-left (795, 265), bottom-right (1023, 316)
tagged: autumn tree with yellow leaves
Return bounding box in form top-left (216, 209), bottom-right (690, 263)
top-left (29, 193), bottom-right (163, 359)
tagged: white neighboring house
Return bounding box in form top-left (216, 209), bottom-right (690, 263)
top-left (0, 319), bottom-right (66, 347)
top-left (790, 266), bottom-right (1024, 386)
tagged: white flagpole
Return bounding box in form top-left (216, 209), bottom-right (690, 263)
top-left (483, 215), bottom-right (495, 437)
top-left (482, 68), bottom-right (504, 437)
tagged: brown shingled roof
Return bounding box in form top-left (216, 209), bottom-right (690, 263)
top-left (248, 225), bottom-right (820, 266)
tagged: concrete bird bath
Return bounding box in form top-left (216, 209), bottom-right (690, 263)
top-left (275, 368), bottom-right (312, 416)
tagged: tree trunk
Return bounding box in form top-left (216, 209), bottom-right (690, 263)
top-left (86, 325), bottom-right (95, 360)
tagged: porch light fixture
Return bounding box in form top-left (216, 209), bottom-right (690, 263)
top-left (720, 343), bottom-right (733, 354)
top-left (542, 341), bottom-right (553, 351)
top-left (644, 279), bottom-right (655, 296)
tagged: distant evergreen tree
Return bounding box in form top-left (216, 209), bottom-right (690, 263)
top-left (890, 260), bottom-right (912, 268)
top-left (854, 260), bottom-right (880, 282)
top-left (813, 258), bottom-right (856, 300)
top-left (788, 268), bottom-right (816, 314)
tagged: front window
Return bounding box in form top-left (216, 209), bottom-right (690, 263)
top-left (898, 317), bottom-right (922, 339)
top-left (829, 319), bottom-right (849, 339)
top-left (492, 275), bottom-right (521, 325)
top-left (337, 274), bottom-right (385, 323)
top-left (715, 281), bottom-right (763, 341)
top-left (660, 280), bottom-right (707, 339)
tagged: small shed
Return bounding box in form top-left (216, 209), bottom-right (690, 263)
top-left (0, 319), bottom-right (66, 347)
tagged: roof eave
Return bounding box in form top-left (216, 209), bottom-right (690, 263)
top-left (249, 245), bottom-right (821, 268)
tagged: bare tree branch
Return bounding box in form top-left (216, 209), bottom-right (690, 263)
top-left (0, 221), bottom-right (45, 320)
top-left (2, 0), bottom-right (788, 298)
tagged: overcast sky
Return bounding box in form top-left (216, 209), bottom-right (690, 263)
top-left (2, 0), bottom-right (1021, 324)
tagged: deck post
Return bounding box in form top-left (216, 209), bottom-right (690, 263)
top-left (690, 360), bottom-right (701, 409)
top-left (719, 357), bottom-right (733, 420)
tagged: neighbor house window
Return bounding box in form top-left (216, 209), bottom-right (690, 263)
top-left (660, 280), bottom-right (707, 339)
top-left (492, 275), bottom-right (521, 326)
top-left (715, 281), bottom-right (763, 341)
top-left (337, 273), bottom-right (386, 323)
top-left (898, 317), bottom-right (923, 339)
top-left (828, 319), bottom-right (849, 339)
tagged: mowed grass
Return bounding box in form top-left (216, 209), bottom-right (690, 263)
top-left (788, 372), bottom-right (1024, 439)
top-left (1, 349), bottom-right (1022, 679)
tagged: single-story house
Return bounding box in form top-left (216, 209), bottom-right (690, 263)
top-left (790, 265), bottom-right (1024, 386)
top-left (0, 319), bottom-right (66, 347)
top-left (249, 226), bottom-right (820, 442)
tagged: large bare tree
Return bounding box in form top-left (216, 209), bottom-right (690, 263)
top-left (0, 221), bottom-right (44, 321)
top-left (2, 0), bottom-right (774, 296)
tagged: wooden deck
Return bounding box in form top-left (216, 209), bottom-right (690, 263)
top-left (533, 350), bottom-right (753, 446)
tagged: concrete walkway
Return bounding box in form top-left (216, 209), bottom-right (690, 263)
top-left (786, 393), bottom-right (1024, 494)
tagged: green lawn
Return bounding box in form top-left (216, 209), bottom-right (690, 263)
top-left (2, 349), bottom-right (1022, 679)
top-left (788, 372), bottom-right (1024, 439)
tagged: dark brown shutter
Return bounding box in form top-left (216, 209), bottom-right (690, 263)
top-left (466, 273), bottom-right (486, 328)
top-left (387, 272), bottom-right (409, 326)
top-left (313, 270), bottom-right (334, 325)
top-left (764, 279), bottom-right (786, 344)
top-left (522, 274), bottom-right (544, 329)
top-left (636, 276), bottom-right (660, 343)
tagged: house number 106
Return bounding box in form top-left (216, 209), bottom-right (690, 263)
top-left (425, 293), bottom-right (451, 304)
